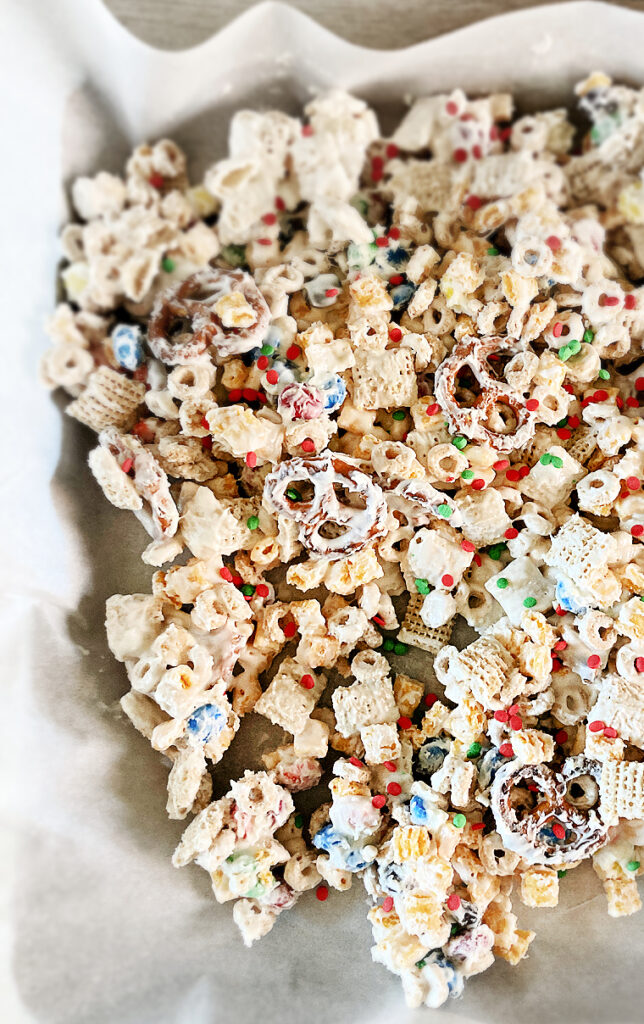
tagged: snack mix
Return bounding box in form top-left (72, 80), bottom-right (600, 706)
top-left (42, 73), bottom-right (644, 1009)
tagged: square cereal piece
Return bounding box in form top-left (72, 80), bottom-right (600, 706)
top-left (520, 445), bottom-right (585, 506)
top-left (544, 514), bottom-right (615, 579)
top-left (361, 722), bottom-right (401, 764)
top-left (455, 488), bottom-right (512, 548)
top-left (332, 676), bottom-right (398, 737)
top-left (255, 658), bottom-right (326, 735)
top-left (600, 759), bottom-right (644, 825)
top-left (520, 866), bottom-right (559, 908)
top-left (351, 348), bottom-right (417, 410)
top-left (67, 366), bottom-right (146, 432)
top-left (485, 556), bottom-right (554, 626)
top-left (398, 593), bottom-right (454, 654)
top-left (392, 825), bottom-right (432, 861)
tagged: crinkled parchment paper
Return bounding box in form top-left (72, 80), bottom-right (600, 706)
top-left (2, 2), bottom-right (644, 1021)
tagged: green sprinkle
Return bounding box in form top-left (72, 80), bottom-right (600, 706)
top-left (162, 256), bottom-right (175, 272)
top-left (489, 543), bottom-right (506, 560)
top-left (523, 596), bottom-right (537, 608)
top-left (415, 959), bottom-right (427, 969)
top-left (247, 515), bottom-right (260, 530)
top-left (496, 577), bottom-right (509, 589)
top-left (540, 453), bottom-right (552, 466)
top-left (261, 343), bottom-right (274, 356)
top-left (241, 584), bottom-right (255, 596)
top-left (294, 814), bottom-right (303, 829)
top-left (556, 417), bottom-right (568, 429)
top-left (383, 638), bottom-right (395, 651)
top-left (392, 409), bottom-right (406, 421)
top-left (221, 243), bottom-right (247, 268)
top-left (551, 455), bottom-right (564, 469)
top-left (452, 435), bottom-right (468, 450)
top-left (627, 860), bottom-right (641, 872)
top-left (598, 368), bottom-right (610, 380)
top-left (466, 742), bottom-right (481, 758)
top-left (557, 869), bottom-right (567, 878)
top-left (487, 246), bottom-right (499, 256)
top-left (461, 469), bottom-right (474, 480)
top-left (394, 642), bottom-right (408, 656)
top-left (415, 578), bottom-right (430, 595)
top-left (437, 503), bottom-right (453, 518)
top-left (453, 813), bottom-right (467, 828)
top-left (286, 488), bottom-right (302, 501)
top-left (583, 328), bottom-right (594, 343)
top-left (450, 924), bottom-right (459, 936)
top-left (558, 346), bottom-right (572, 361)
top-left (568, 339), bottom-right (581, 355)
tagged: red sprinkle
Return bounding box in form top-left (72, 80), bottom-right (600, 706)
top-left (604, 726), bottom-right (618, 738)
top-left (121, 458), bottom-right (133, 474)
top-left (555, 730), bottom-right (568, 745)
top-left (425, 693), bottom-right (438, 707)
top-left (397, 716), bottom-right (413, 730)
top-left (499, 743), bottom-right (514, 758)
top-left (446, 101), bottom-right (459, 115)
top-left (262, 212), bottom-right (277, 226)
top-left (200, 416), bottom-right (210, 429)
top-left (283, 622), bottom-right (297, 639)
top-left (201, 436), bottom-right (212, 451)
top-left (635, 378), bottom-right (644, 392)
top-left (554, 640), bottom-right (567, 651)
top-left (219, 567), bottom-right (233, 582)
top-left (246, 451), bottom-right (257, 469)
top-left (372, 615), bottom-right (386, 627)
top-left (631, 525), bottom-right (644, 537)
top-left (602, 294), bottom-right (620, 306)
top-left (518, 465), bottom-right (530, 479)
top-left (461, 540), bottom-right (476, 553)
top-left (372, 794), bottom-right (387, 809)
top-left (509, 715), bottom-right (523, 731)
top-left (494, 710), bottom-right (509, 723)
top-left (256, 584), bottom-right (269, 598)
top-left (526, 398), bottom-right (539, 411)
top-left (624, 294), bottom-right (637, 309)
top-left (386, 143), bottom-right (399, 159)
top-left (257, 237), bottom-right (272, 246)
top-left (325, 287), bottom-right (339, 298)
top-left (471, 822), bottom-right (485, 831)
top-left (447, 893), bottom-right (461, 911)
top-left (389, 274), bottom-right (404, 286)
top-left (426, 403), bottom-right (440, 415)
top-left (494, 459), bottom-right (510, 472)
top-left (635, 657), bottom-right (644, 673)
top-left (588, 720), bottom-right (605, 732)
top-left (552, 322), bottom-right (564, 338)
top-left (371, 156), bottom-right (384, 182)
top-left (300, 674), bottom-right (314, 689)
top-left (301, 124), bottom-right (314, 136)
top-left (466, 195), bottom-right (482, 210)
top-left (627, 476), bottom-right (641, 491)
top-left (568, 415), bottom-right (580, 428)
top-left (508, 704), bottom-right (520, 715)
top-left (257, 355), bottom-right (269, 370)
top-left (228, 388), bottom-right (242, 402)
top-left (383, 761), bottom-right (397, 773)
top-left (286, 344), bottom-right (301, 360)
top-left (473, 553), bottom-right (482, 567)
top-left (587, 655), bottom-right (601, 669)
top-left (506, 469), bottom-right (520, 483)
top-left (555, 605), bottom-right (567, 616)
top-left (441, 574), bottom-right (454, 587)
top-left (382, 896), bottom-right (394, 912)
top-left (266, 370), bottom-right (279, 385)
top-left (242, 388), bottom-right (258, 402)
top-left (504, 527), bottom-right (518, 540)
top-left (453, 148), bottom-right (468, 163)
top-left (552, 822), bottom-right (566, 840)
top-left (551, 658), bottom-right (563, 672)
top-left (546, 235), bottom-right (561, 251)
top-left (627, 396), bottom-right (640, 408)
top-left (388, 226), bottom-right (401, 240)
top-left (316, 885), bottom-right (329, 901)
top-left (557, 428), bottom-right (572, 440)
top-left (148, 173), bottom-right (164, 189)
top-left (593, 389), bottom-right (609, 402)
top-left (389, 327), bottom-right (403, 343)
top-left (275, 196), bottom-right (285, 211)
top-left (387, 782), bottom-right (402, 796)
top-left (301, 438), bottom-right (316, 453)
top-left (471, 478), bottom-right (486, 490)
top-left (472, 145), bottom-right (482, 160)
top-left (349, 756), bottom-right (363, 767)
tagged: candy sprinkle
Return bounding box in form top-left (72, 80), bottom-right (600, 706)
top-left (627, 861), bottom-right (641, 872)
top-left (372, 794), bottom-right (387, 809)
top-left (453, 813), bottom-right (466, 828)
top-left (300, 674), bottom-right (315, 689)
top-left (552, 823), bottom-right (566, 840)
top-left (523, 596), bottom-right (537, 608)
top-left (447, 893), bottom-right (461, 910)
top-left (316, 885), bottom-right (329, 901)
top-left (437, 504), bottom-right (453, 518)
top-left (499, 742), bottom-right (514, 757)
top-left (415, 578), bottom-right (430, 594)
top-left (466, 742), bottom-right (481, 758)
top-left (587, 655), bottom-right (601, 669)
top-left (394, 642), bottom-right (407, 655)
top-left (496, 577), bottom-right (509, 589)
top-left (588, 719), bottom-right (605, 732)
top-left (392, 409), bottom-right (406, 421)
top-left (387, 782), bottom-right (402, 796)
top-left (397, 716), bottom-right (413, 730)
top-left (382, 896), bottom-right (394, 912)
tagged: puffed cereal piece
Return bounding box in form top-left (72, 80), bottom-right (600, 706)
top-left (255, 659), bottom-right (327, 735)
top-left (511, 728), bottom-right (556, 765)
top-left (351, 348), bottom-right (418, 410)
top-left (393, 673), bottom-right (425, 718)
top-left (67, 366), bottom-right (146, 432)
top-left (361, 723), bottom-right (401, 765)
top-left (332, 675), bottom-right (399, 738)
top-left (398, 593), bottom-right (454, 654)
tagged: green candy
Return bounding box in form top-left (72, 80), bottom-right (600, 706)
top-left (466, 742), bottom-right (481, 758)
top-left (260, 343), bottom-right (274, 356)
top-left (523, 596), bottom-right (537, 608)
top-left (437, 503), bottom-right (453, 518)
top-left (583, 328), bottom-right (594, 343)
top-left (241, 584), bottom-right (255, 596)
top-left (294, 814), bottom-right (304, 829)
top-left (392, 409), bottom-right (406, 421)
top-left (461, 469), bottom-right (474, 480)
top-left (598, 368), bottom-right (610, 380)
top-left (551, 455), bottom-right (564, 468)
top-left (415, 959), bottom-right (427, 969)
top-left (247, 515), bottom-right (260, 530)
top-left (394, 642), bottom-right (408, 656)
top-left (487, 246), bottom-right (499, 256)
top-left (568, 339), bottom-right (581, 355)
top-left (627, 860), bottom-right (641, 872)
top-left (558, 346), bottom-right (572, 361)
top-left (453, 813), bottom-right (466, 828)
top-left (415, 578), bottom-right (430, 595)
top-left (557, 869), bottom-right (567, 878)
top-left (383, 638), bottom-right (395, 652)
top-left (286, 488), bottom-right (302, 501)
top-left (161, 256), bottom-right (175, 272)
top-left (452, 435), bottom-right (467, 450)
top-left (496, 577), bottom-right (509, 589)
top-left (540, 453), bottom-right (552, 466)
top-left (221, 243), bottom-right (247, 268)
top-left (488, 543), bottom-right (506, 560)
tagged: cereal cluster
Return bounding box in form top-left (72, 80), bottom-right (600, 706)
top-left (42, 74), bottom-right (644, 1008)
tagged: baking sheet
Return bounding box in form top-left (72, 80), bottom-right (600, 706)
top-left (3, 1), bottom-right (644, 1022)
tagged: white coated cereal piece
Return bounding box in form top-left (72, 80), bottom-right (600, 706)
top-left (120, 689), bottom-right (169, 739)
top-left (179, 486), bottom-right (249, 558)
top-left (591, 673), bottom-right (644, 747)
top-left (600, 760), bottom-right (644, 825)
top-left (72, 172), bottom-right (127, 220)
top-left (332, 676), bottom-right (399, 738)
top-left (233, 900), bottom-right (279, 947)
top-left (204, 406), bottom-right (284, 463)
top-left (371, 441), bottom-right (425, 480)
top-left (420, 590), bottom-right (457, 628)
top-left (439, 635), bottom-right (525, 711)
top-left (88, 445), bottom-right (143, 512)
top-left (316, 854), bottom-right (352, 891)
top-left (229, 770), bottom-right (295, 845)
top-left (326, 605), bottom-right (370, 646)
top-left (105, 593), bottom-right (165, 662)
top-left (293, 717), bottom-right (330, 759)
top-left (485, 556), bottom-right (555, 626)
top-left (511, 729), bottom-right (556, 765)
top-left (166, 746), bottom-right (209, 820)
top-left (520, 446), bottom-right (585, 506)
top-left (351, 348), bottom-right (418, 410)
top-left (406, 527), bottom-right (472, 589)
top-left (67, 366), bottom-right (146, 433)
top-left (361, 723), bottom-right (402, 765)
top-left (544, 514), bottom-right (616, 579)
top-left (255, 659), bottom-right (327, 736)
top-left (455, 488), bottom-right (512, 547)
top-left (576, 470), bottom-right (621, 515)
top-left (398, 593), bottom-right (454, 653)
top-left (323, 544), bottom-right (384, 595)
top-left (307, 197), bottom-right (373, 249)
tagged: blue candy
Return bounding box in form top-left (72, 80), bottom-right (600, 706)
top-left (477, 747), bottom-right (508, 791)
top-left (186, 703), bottom-right (226, 744)
top-left (410, 794), bottom-right (429, 825)
top-left (378, 861), bottom-right (405, 895)
top-left (317, 373), bottom-right (346, 413)
top-left (390, 281), bottom-right (416, 311)
top-left (416, 737), bottom-right (451, 779)
top-left (555, 577), bottom-right (587, 615)
top-left (312, 824), bottom-right (368, 872)
top-left (112, 323), bottom-right (144, 371)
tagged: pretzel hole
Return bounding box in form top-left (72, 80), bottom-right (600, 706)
top-left (333, 484), bottom-right (368, 510)
top-left (565, 776), bottom-right (599, 810)
top-left (482, 401), bottom-right (518, 435)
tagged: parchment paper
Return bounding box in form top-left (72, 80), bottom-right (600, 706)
top-left (3, 2), bottom-right (644, 1022)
